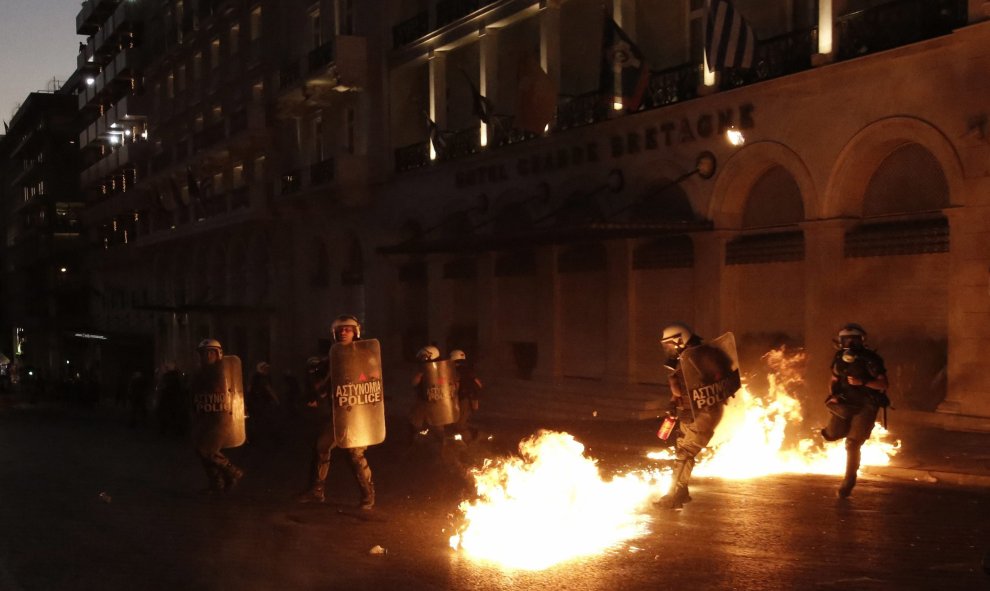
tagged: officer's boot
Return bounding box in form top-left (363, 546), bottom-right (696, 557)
top-left (200, 460), bottom-right (225, 495)
top-left (351, 451), bottom-right (375, 510)
top-left (220, 461), bottom-right (244, 492)
top-left (298, 459), bottom-right (329, 503)
top-left (655, 458), bottom-right (694, 509)
top-left (838, 442), bottom-right (861, 499)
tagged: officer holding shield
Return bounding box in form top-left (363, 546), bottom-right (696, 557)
top-left (655, 323), bottom-right (739, 509)
top-left (189, 338), bottom-right (245, 494)
top-left (298, 315), bottom-right (378, 510)
top-left (821, 323), bottom-right (889, 499)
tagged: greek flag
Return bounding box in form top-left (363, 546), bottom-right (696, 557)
top-left (705, 0), bottom-right (756, 71)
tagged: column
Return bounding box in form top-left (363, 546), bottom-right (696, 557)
top-left (812, 0), bottom-right (835, 65)
top-left (540, 0), bottom-right (561, 90)
top-left (690, 230), bottom-right (731, 339)
top-left (428, 51), bottom-right (447, 160)
top-left (801, 219), bottom-right (853, 424)
top-left (479, 27), bottom-right (499, 147)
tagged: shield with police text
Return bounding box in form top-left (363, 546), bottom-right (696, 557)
top-left (190, 355), bottom-right (246, 449)
top-left (422, 359), bottom-right (460, 426)
top-left (331, 339), bottom-right (386, 448)
top-left (680, 333), bottom-right (741, 418)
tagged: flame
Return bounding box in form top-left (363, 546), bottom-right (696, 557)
top-left (650, 347), bottom-right (900, 478)
top-left (448, 431), bottom-right (666, 570)
top-left (450, 347), bottom-right (899, 570)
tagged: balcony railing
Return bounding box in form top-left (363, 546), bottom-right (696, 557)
top-left (554, 91), bottom-right (607, 131)
top-left (720, 28), bottom-right (817, 90)
top-left (835, 0), bottom-right (967, 61)
top-left (647, 63), bottom-right (700, 109)
top-left (395, 142), bottom-right (430, 173)
top-left (392, 11), bottom-right (429, 48)
top-left (446, 125), bottom-right (481, 160)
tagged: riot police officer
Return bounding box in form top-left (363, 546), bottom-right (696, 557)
top-left (409, 345), bottom-right (442, 436)
top-left (449, 350), bottom-right (483, 441)
top-left (298, 315), bottom-right (376, 510)
top-left (189, 338), bottom-right (245, 494)
top-left (821, 323), bottom-right (889, 499)
top-left (655, 323), bottom-right (738, 509)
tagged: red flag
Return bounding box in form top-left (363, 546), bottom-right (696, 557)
top-left (515, 53), bottom-right (558, 134)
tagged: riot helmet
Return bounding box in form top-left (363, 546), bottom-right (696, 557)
top-left (331, 314), bottom-right (361, 343)
top-left (838, 323), bottom-right (866, 349)
top-left (660, 322), bottom-right (695, 359)
top-left (196, 338), bottom-right (223, 364)
top-left (449, 349), bottom-right (466, 362)
top-left (416, 345), bottom-right (440, 362)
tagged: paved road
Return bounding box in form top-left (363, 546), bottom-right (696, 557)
top-left (0, 404), bottom-right (987, 590)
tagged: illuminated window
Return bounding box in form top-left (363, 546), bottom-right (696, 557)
top-left (167, 72), bottom-right (175, 98)
top-left (229, 24), bottom-right (240, 54)
top-left (177, 65), bottom-right (186, 92)
top-left (193, 52), bottom-right (202, 79)
top-left (252, 80), bottom-right (264, 102)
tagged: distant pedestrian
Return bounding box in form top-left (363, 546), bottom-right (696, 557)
top-left (247, 361), bottom-right (280, 443)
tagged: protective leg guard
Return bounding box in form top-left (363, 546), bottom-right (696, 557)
top-left (200, 459), bottom-right (225, 494)
top-left (298, 460), bottom-right (330, 503)
top-left (351, 450), bottom-right (374, 510)
top-left (655, 458), bottom-right (695, 509)
top-left (838, 442), bottom-right (862, 499)
top-left (221, 463), bottom-right (244, 491)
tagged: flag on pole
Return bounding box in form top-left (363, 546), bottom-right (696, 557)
top-left (459, 69), bottom-right (496, 126)
top-left (705, 0), bottom-right (756, 72)
top-left (599, 15), bottom-right (650, 113)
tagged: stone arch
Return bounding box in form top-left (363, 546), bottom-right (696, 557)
top-left (741, 166), bottom-right (805, 229)
top-left (862, 143), bottom-right (949, 216)
top-left (709, 141), bottom-right (818, 229)
top-left (824, 116), bottom-right (965, 218)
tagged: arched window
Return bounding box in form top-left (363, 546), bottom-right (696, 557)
top-left (742, 166), bottom-right (804, 228)
top-left (863, 143), bottom-right (948, 217)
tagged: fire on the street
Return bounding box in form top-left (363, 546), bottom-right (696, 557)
top-left (450, 347), bottom-right (899, 570)
top-left (448, 431), bottom-right (667, 570)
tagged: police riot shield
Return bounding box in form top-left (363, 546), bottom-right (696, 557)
top-left (331, 339), bottom-right (386, 448)
top-left (190, 355), bottom-right (246, 449)
top-left (422, 359), bottom-right (459, 427)
top-left (680, 333), bottom-right (741, 419)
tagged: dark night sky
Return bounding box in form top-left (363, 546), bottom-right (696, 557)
top-left (0, 0), bottom-right (81, 122)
